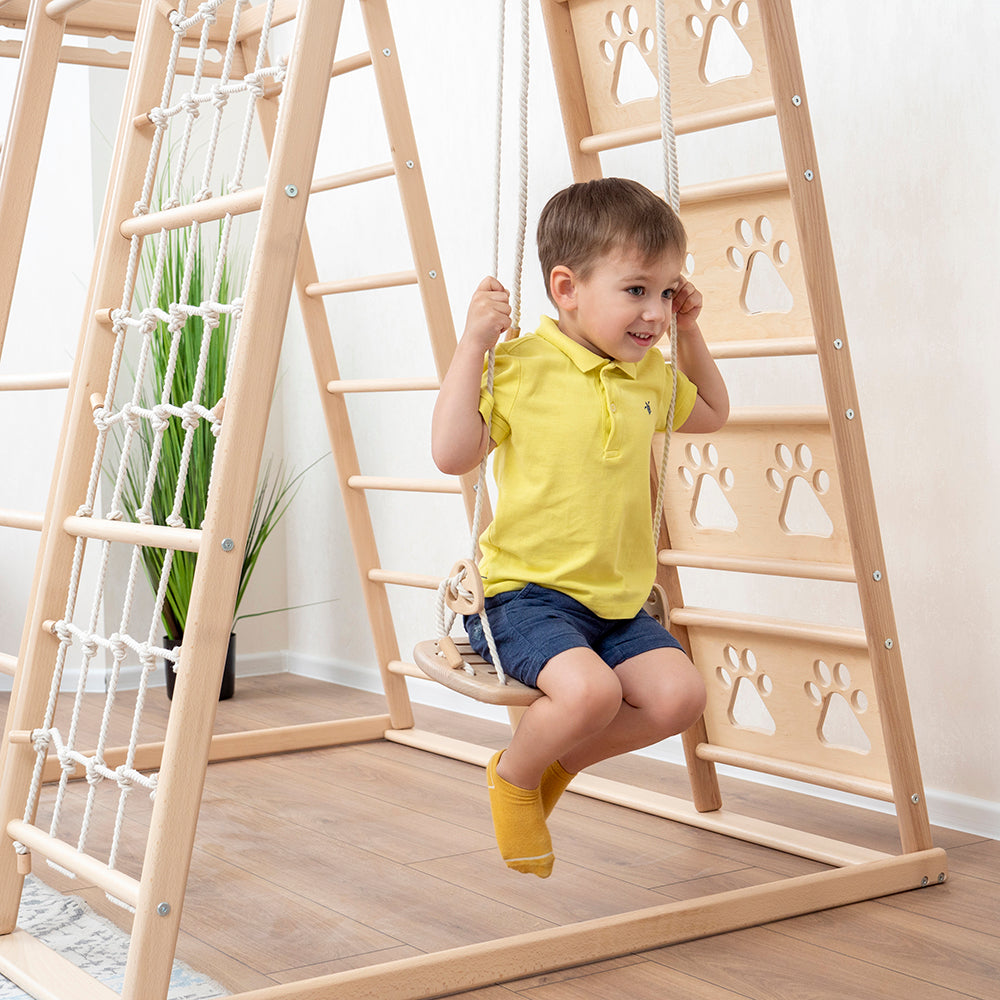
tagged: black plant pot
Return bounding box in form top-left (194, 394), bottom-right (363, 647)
top-left (163, 632), bottom-right (236, 701)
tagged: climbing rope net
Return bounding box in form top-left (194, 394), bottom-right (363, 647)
top-left (15, 0), bottom-right (281, 902)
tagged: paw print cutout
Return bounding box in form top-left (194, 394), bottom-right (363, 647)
top-left (687, 0), bottom-right (753, 84)
top-left (717, 644), bottom-right (775, 735)
top-left (727, 215), bottom-right (794, 315)
top-left (767, 442), bottom-right (834, 538)
top-left (806, 660), bottom-right (871, 754)
top-left (678, 441), bottom-right (737, 531)
top-left (600, 6), bottom-right (658, 106)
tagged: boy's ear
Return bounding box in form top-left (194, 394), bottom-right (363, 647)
top-left (549, 265), bottom-right (577, 311)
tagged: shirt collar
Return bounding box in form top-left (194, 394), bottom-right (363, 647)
top-left (534, 315), bottom-right (639, 379)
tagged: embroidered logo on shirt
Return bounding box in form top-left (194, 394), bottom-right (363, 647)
top-left (644, 401), bottom-right (651, 414)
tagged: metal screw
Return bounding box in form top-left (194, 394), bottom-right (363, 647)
top-left (792, 95), bottom-right (802, 106)
top-left (937, 872), bottom-right (946, 883)
top-left (833, 338), bottom-right (843, 350)
top-left (405, 160), bottom-right (414, 169)
top-left (157, 902), bottom-right (171, 916)
top-left (429, 270), bottom-right (438, 279)
top-left (845, 409), bottom-right (855, 420)
top-left (872, 570), bottom-right (882, 581)
top-left (382, 47), bottom-right (392, 57)
top-left (884, 638), bottom-right (894, 650)
top-left (221, 538), bottom-right (235, 552)
top-left (921, 876), bottom-right (929, 886)
top-left (804, 169), bottom-right (814, 181)
top-left (284, 184), bottom-right (298, 198)
top-left (911, 793), bottom-right (921, 804)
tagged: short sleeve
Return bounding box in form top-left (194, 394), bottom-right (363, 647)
top-left (657, 366), bottom-right (698, 431)
top-left (479, 350), bottom-right (517, 445)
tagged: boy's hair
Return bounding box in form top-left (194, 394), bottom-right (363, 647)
top-left (537, 177), bottom-right (686, 299)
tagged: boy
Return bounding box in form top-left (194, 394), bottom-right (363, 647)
top-left (432, 178), bottom-right (729, 878)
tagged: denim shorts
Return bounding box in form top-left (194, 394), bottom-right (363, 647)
top-left (463, 582), bottom-right (684, 688)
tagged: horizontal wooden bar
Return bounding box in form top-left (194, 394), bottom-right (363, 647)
top-left (680, 170), bottom-right (788, 207)
top-left (0, 930), bottom-right (119, 1000)
top-left (386, 659), bottom-right (427, 680)
top-left (0, 372), bottom-right (71, 390)
top-left (669, 606), bottom-right (868, 649)
top-left (6, 820), bottom-right (140, 907)
top-left (62, 515), bottom-right (202, 553)
top-left (331, 51), bottom-right (373, 77)
top-left (704, 337), bottom-right (817, 359)
top-left (327, 376), bottom-right (438, 394)
top-left (694, 743), bottom-right (894, 802)
top-left (347, 476), bottom-right (461, 495)
top-left (44, 0), bottom-right (92, 16)
top-left (580, 98), bottom-right (776, 153)
top-left (657, 549), bottom-right (856, 582)
top-left (367, 569), bottom-right (441, 590)
top-left (311, 161), bottom-right (394, 194)
top-left (0, 509), bottom-right (43, 532)
top-left (722, 405), bottom-right (830, 425)
top-left (0, 653), bottom-right (16, 677)
top-left (221, 847), bottom-right (945, 1000)
top-left (306, 269), bottom-right (419, 297)
top-left (37, 716), bottom-right (392, 783)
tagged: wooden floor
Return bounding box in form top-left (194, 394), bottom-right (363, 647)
top-left (3, 673), bottom-right (997, 999)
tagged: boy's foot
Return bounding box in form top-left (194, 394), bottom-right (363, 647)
top-left (486, 751), bottom-right (554, 878)
top-left (539, 759), bottom-right (576, 818)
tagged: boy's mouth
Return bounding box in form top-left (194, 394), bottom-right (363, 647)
top-left (628, 330), bottom-right (655, 345)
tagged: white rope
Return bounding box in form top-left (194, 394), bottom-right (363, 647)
top-left (652, 0), bottom-right (681, 539)
top-left (16, 0), bottom-right (276, 883)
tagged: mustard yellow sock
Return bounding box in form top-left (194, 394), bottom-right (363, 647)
top-left (486, 751), bottom-right (554, 878)
top-left (539, 759), bottom-right (577, 818)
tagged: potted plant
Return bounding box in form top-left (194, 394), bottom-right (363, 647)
top-left (115, 216), bottom-right (305, 699)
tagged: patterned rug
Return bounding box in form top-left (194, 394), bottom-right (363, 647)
top-left (0, 876), bottom-right (225, 999)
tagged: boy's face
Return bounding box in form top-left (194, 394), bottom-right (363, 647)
top-left (555, 245), bottom-right (684, 363)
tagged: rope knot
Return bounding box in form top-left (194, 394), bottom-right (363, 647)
top-left (85, 758), bottom-right (102, 787)
top-left (166, 512), bottom-right (187, 529)
top-left (80, 636), bottom-right (99, 660)
top-left (121, 402), bottom-right (140, 432)
top-left (31, 730), bottom-right (50, 754)
top-left (147, 106), bottom-right (169, 130)
top-left (109, 633), bottom-right (128, 664)
top-left (180, 400), bottom-right (201, 431)
top-left (150, 403), bottom-right (171, 433)
top-left (75, 504), bottom-right (93, 518)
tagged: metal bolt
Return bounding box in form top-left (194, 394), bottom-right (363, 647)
top-left (221, 538), bottom-right (235, 552)
top-left (937, 872), bottom-right (946, 883)
top-left (382, 47), bottom-right (392, 57)
top-left (804, 169), bottom-right (814, 181)
top-left (872, 570), bottom-right (882, 581)
top-left (405, 160), bottom-right (414, 169)
top-left (157, 901), bottom-right (171, 916)
top-left (884, 638), bottom-right (894, 650)
top-left (833, 338), bottom-right (843, 350)
top-left (792, 94), bottom-right (802, 106)
top-left (284, 184), bottom-right (298, 198)
top-left (429, 270), bottom-right (438, 279)
top-left (921, 876), bottom-right (929, 886)
top-left (911, 793), bottom-right (921, 804)
top-left (845, 408), bottom-right (855, 420)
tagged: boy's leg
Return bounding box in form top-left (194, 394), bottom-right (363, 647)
top-left (557, 647), bottom-right (706, 775)
top-left (488, 647), bottom-right (622, 877)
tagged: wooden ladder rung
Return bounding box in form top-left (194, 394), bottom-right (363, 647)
top-left (331, 51), bottom-right (373, 78)
top-left (327, 376), bottom-right (438, 394)
top-left (386, 658), bottom-right (427, 680)
top-left (0, 372), bottom-right (71, 391)
top-left (6, 820), bottom-right (140, 907)
top-left (347, 476), bottom-right (461, 495)
top-left (680, 170), bottom-right (789, 207)
top-left (305, 269), bottom-right (419, 297)
top-left (122, 162), bottom-right (396, 239)
top-left (722, 405), bottom-right (830, 426)
top-left (658, 549), bottom-right (855, 582)
top-left (579, 98), bottom-right (776, 154)
top-left (367, 569), bottom-right (440, 590)
top-left (0, 509), bottom-right (43, 532)
top-left (62, 515), bottom-right (202, 552)
top-left (669, 606), bottom-right (868, 649)
top-left (0, 653), bottom-right (16, 677)
top-left (694, 743), bottom-right (894, 802)
top-left (701, 337), bottom-right (817, 360)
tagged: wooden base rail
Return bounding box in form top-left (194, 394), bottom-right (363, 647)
top-left (386, 728), bottom-right (888, 867)
top-left (218, 848), bottom-right (948, 1000)
top-left (5, 820), bottom-right (140, 908)
top-left (17, 715), bottom-right (393, 785)
top-left (0, 931), bottom-right (120, 1000)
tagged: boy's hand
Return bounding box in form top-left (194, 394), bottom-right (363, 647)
top-left (464, 276), bottom-right (512, 350)
top-left (672, 279), bottom-right (703, 333)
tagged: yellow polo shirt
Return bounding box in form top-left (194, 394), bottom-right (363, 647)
top-left (478, 315), bottom-right (697, 619)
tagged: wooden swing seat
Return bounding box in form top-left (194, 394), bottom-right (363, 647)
top-left (412, 586), bottom-right (670, 707)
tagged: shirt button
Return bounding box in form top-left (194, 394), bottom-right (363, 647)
top-left (610, 403), bottom-right (617, 412)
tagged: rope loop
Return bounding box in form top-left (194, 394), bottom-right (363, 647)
top-left (443, 559), bottom-right (484, 616)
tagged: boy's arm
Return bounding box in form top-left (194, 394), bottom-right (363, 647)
top-left (672, 280), bottom-right (729, 433)
top-left (432, 276), bottom-right (511, 476)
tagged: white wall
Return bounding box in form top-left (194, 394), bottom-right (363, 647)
top-left (277, 0), bottom-right (999, 838)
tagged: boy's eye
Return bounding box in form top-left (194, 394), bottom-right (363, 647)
top-left (626, 286), bottom-right (644, 296)
top-left (663, 288), bottom-right (676, 300)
